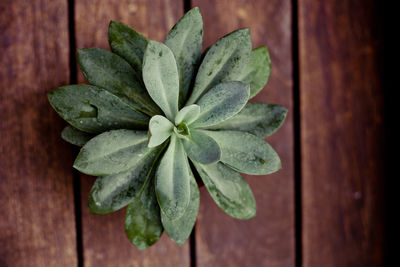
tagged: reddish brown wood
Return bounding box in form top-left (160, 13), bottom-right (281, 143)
top-left (299, 1), bottom-right (384, 266)
top-left (74, 1), bottom-right (190, 266)
top-left (192, 1), bottom-right (295, 266)
top-left (0, 0), bottom-right (77, 266)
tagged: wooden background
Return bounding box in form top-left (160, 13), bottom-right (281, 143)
top-left (0, 0), bottom-right (384, 266)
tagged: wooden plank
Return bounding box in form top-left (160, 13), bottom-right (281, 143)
top-left (192, 1), bottom-right (295, 266)
top-left (298, 1), bottom-right (384, 266)
top-left (74, 1), bottom-right (190, 266)
top-left (0, 0), bottom-right (77, 266)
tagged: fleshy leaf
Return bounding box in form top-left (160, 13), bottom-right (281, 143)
top-left (193, 162), bottom-right (256, 219)
top-left (190, 81), bottom-right (249, 128)
top-left (48, 85), bottom-right (148, 134)
top-left (238, 46), bottom-right (271, 98)
top-left (161, 174), bottom-right (199, 245)
top-left (175, 105), bottom-right (200, 125)
top-left (74, 130), bottom-right (153, 176)
top-left (148, 115), bottom-right (174, 148)
top-left (155, 135), bottom-right (191, 219)
top-left (143, 41), bottom-right (179, 120)
top-left (125, 172), bottom-right (163, 250)
top-left (61, 125), bottom-right (94, 146)
top-left (165, 7), bottom-right (203, 106)
top-left (182, 129), bottom-right (220, 164)
top-left (77, 48), bottom-right (159, 116)
top-left (208, 102), bottom-right (288, 138)
top-left (203, 130), bottom-right (281, 175)
top-left (89, 145), bottom-right (162, 214)
top-left (108, 21), bottom-right (148, 75)
top-left (186, 29), bottom-right (252, 105)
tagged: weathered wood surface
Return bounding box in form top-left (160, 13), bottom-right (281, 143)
top-left (74, 1), bottom-right (190, 266)
top-left (0, 0), bottom-right (77, 266)
top-left (298, 1), bottom-right (385, 266)
top-left (192, 0), bottom-right (295, 266)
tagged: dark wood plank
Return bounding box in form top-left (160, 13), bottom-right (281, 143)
top-left (74, 1), bottom-right (190, 266)
top-left (192, 1), bottom-right (295, 266)
top-left (298, 1), bottom-right (384, 266)
top-left (0, 0), bottom-right (77, 266)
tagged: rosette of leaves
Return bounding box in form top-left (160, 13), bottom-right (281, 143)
top-left (48, 7), bottom-right (287, 249)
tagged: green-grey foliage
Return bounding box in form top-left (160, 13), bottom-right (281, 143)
top-left (88, 144), bottom-right (163, 214)
top-left (143, 41), bottom-right (180, 120)
top-left (238, 46), bottom-right (271, 98)
top-left (181, 129), bottom-right (220, 164)
top-left (204, 130), bottom-right (281, 175)
top-left (209, 102), bottom-right (288, 138)
top-left (48, 7), bottom-right (287, 250)
top-left (48, 85), bottom-right (148, 134)
top-left (165, 7), bottom-right (203, 107)
top-left (125, 170), bottom-right (163, 250)
top-left (190, 81), bottom-right (249, 128)
top-left (108, 21), bottom-right (148, 75)
top-left (61, 125), bottom-right (94, 146)
top-left (186, 28), bottom-right (252, 105)
top-left (193, 161), bottom-right (256, 219)
top-left (155, 135), bottom-right (191, 219)
top-left (174, 104), bottom-right (200, 125)
top-left (74, 130), bottom-right (154, 176)
top-left (78, 48), bottom-right (159, 116)
top-left (161, 175), bottom-right (199, 245)
top-left (148, 115), bottom-right (174, 147)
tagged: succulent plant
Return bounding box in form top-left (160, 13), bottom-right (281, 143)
top-left (48, 7), bottom-right (287, 249)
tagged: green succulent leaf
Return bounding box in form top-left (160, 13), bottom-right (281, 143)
top-left (88, 144), bottom-right (163, 214)
top-left (77, 48), bottom-right (159, 116)
top-left (203, 130), bottom-right (281, 175)
top-left (155, 135), bottom-right (191, 220)
top-left (193, 162), bottom-right (256, 219)
top-left (125, 172), bottom-right (163, 250)
top-left (165, 7), bottom-right (203, 107)
top-left (209, 102), bottom-right (288, 138)
top-left (161, 174), bottom-right (199, 245)
top-left (61, 125), bottom-right (94, 147)
top-left (238, 46), bottom-right (271, 98)
top-left (181, 129), bottom-right (220, 164)
top-left (174, 104), bottom-right (200, 125)
top-left (74, 130), bottom-right (154, 176)
top-left (108, 21), bottom-right (148, 75)
top-left (143, 41), bottom-right (180, 120)
top-left (186, 29), bottom-right (252, 104)
top-left (48, 85), bottom-right (148, 134)
top-left (190, 81), bottom-right (249, 128)
top-left (148, 115), bottom-right (174, 148)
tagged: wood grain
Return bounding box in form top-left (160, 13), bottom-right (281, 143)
top-left (0, 0), bottom-right (77, 266)
top-left (298, 1), bottom-right (385, 266)
top-left (192, 1), bottom-right (295, 266)
top-left (74, 1), bottom-right (190, 266)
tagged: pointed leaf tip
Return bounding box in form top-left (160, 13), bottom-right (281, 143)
top-left (108, 21), bottom-right (148, 75)
top-left (165, 6), bottom-right (203, 106)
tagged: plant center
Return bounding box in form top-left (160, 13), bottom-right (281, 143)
top-left (176, 122), bottom-right (190, 136)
